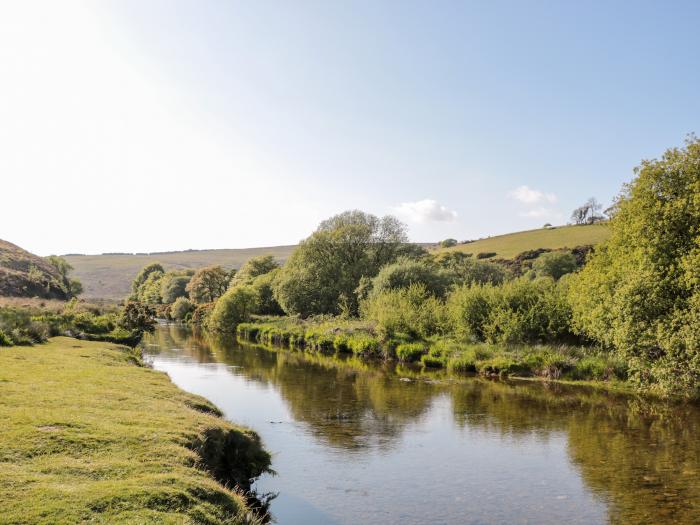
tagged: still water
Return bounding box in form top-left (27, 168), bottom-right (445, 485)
top-left (142, 325), bottom-right (700, 525)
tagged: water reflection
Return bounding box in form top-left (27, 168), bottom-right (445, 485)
top-left (143, 325), bottom-right (700, 525)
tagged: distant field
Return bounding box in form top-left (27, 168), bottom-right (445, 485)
top-left (439, 223), bottom-right (610, 259)
top-left (64, 246), bottom-right (297, 300)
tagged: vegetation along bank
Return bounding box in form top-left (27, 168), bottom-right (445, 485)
top-left (128, 137), bottom-right (700, 399)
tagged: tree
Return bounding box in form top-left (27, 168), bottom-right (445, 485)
top-left (45, 255), bottom-right (83, 298)
top-left (160, 272), bottom-right (192, 303)
top-left (208, 286), bottom-right (257, 332)
top-left (231, 255), bottom-right (279, 286)
top-left (131, 263), bottom-right (165, 295)
top-left (248, 270), bottom-right (284, 315)
top-left (532, 251), bottom-right (578, 280)
top-left (274, 210), bottom-right (411, 316)
top-left (187, 266), bottom-right (230, 304)
top-left (368, 257), bottom-right (453, 299)
top-left (568, 136), bottom-right (700, 395)
top-left (571, 197), bottom-right (604, 225)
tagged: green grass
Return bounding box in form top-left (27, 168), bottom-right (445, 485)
top-left (63, 246), bottom-right (298, 300)
top-left (0, 337), bottom-right (270, 524)
top-left (438, 223), bottom-right (610, 259)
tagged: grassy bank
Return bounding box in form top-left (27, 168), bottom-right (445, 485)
top-left (0, 337), bottom-right (270, 524)
top-left (236, 317), bottom-right (628, 385)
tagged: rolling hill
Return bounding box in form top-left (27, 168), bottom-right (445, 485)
top-left (438, 223), bottom-right (610, 259)
top-left (64, 224), bottom-right (610, 301)
top-left (64, 246), bottom-right (297, 300)
top-left (0, 240), bottom-right (70, 299)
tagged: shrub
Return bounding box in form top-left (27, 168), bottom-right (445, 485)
top-left (346, 333), bottom-right (381, 357)
top-left (434, 252), bottom-right (508, 286)
top-left (368, 257), bottom-right (454, 299)
top-left (190, 303), bottom-right (215, 326)
top-left (448, 278), bottom-right (573, 345)
top-left (208, 286), bottom-right (257, 333)
top-left (532, 251), bottom-right (578, 280)
top-left (362, 284), bottom-right (447, 339)
top-left (171, 297), bottom-right (195, 321)
top-left (476, 252), bottom-right (497, 259)
top-left (395, 342), bottom-right (426, 362)
top-left (118, 302), bottom-right (156, 334)
top-left (0, 329), bottom-right (12, 346)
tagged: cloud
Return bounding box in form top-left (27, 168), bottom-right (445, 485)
top-left (509, 185), bottom-right (557, 204)
top-left (394, 199), bottom-right (458, 223)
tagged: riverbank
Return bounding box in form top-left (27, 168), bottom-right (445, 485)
top-left (0, 337), bottom-right (270, 524)
top-left (236, 317), bottom-right (629, 387)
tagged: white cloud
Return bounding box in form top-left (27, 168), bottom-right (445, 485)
top-left (509, 185), bottom-right (557, 204)
top-left (394, 199), bottom-right (458, 223)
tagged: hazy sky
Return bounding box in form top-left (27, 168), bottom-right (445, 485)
top-left (1, 1), bottom-right (698, 255)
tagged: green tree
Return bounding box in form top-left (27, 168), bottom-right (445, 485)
top-left (45, 255), bottom-right (83, 298)
top-left (186, 266), bottom-right (230, 304)
top-left (368, 257), bottom-right (453, 298)
top-left (131, 263), bottom-right (165, 296)
top-left (231, 255), bottom-right (279, 286)
top-left (160, 272), bottom-right (192, 303)
top-left (532, 251), bottom-right (578, 280)
top-left (274, 210), bottom-right (410, 316)
top-left (208, 286), bottom-right (257, 332)
top-left (568, 136), bottom-right (700, 395)
top-left (249, 270), bottom-right (284, 315)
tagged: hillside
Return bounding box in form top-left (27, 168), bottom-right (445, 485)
top-left (64, 246), bottom-right (297, 300)
top-left (438, 223), bottom-right (610, 259)
top-left (0, 240), bottom-right (70, 299)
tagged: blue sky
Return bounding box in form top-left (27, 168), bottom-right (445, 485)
top-left (1, 1), bottom-right (698, 255)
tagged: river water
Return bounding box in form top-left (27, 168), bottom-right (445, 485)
top-left (142, 325), bottom-right (700, 525)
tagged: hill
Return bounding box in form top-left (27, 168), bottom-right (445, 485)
top-left (0, 240), bottom-right (70, 299)
top-left (64, 246), bottom-right (297, 300)
top-left (438, 223), bottom-right (610, 259)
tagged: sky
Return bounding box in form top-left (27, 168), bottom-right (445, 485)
top-left (1, 0), bottom-right (699, 256)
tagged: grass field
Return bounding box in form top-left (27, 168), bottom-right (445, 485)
top-left (0, 337), bottom-right (270, 524)
top-left (439, 223), bottom-right (610, 259)
top-left (64, 246), bottom-right (297, 300)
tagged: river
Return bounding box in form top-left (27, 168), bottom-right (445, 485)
top-left (142, 324), bottom-right (700, 525)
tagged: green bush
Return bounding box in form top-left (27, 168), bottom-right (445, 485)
top-left (171, 297), bottom-right (195, 321)
top-left (532, 251), bottom-right (578, 280)
top-left (208, 286), bottom-right (257, 333)
top-left (395, 342), bottom-right (426, 362)
top-left (448, 278), bottom-right (573, 345)
top-left (369, 257), bottom-right (454, 298)
top-left (0, 329), bottom-right (13, 347)
top-left (346, 333), bottom-right (381, 357)
top-left (362, 284), bottom-right (447, 339)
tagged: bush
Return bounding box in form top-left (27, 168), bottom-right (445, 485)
top-left (476, 252), bottom-right (497, 259)
top-left (118, 302), bottom-right (156, 334)
top-left (0, 329), bottom-right (13, 346)
top-left (532, 251), bottom-right (578, 280)
top-left (208, 286), bottom-right (257, 333)
top-left (434, 252), bottom-right (508, 286)
top-left (448, 278), bottom-right (574, 345)
top-left (362, 284), bottom-right (447, 339)
top-left (395, 342), bottom-right (426, 362)
top-left (171, 297), bottom-right (195, 321)
top-left (369, 257), bottom-right (454, 299)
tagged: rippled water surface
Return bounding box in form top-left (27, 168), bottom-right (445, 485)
top-left (142, 325), bottom-right (700, 525)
